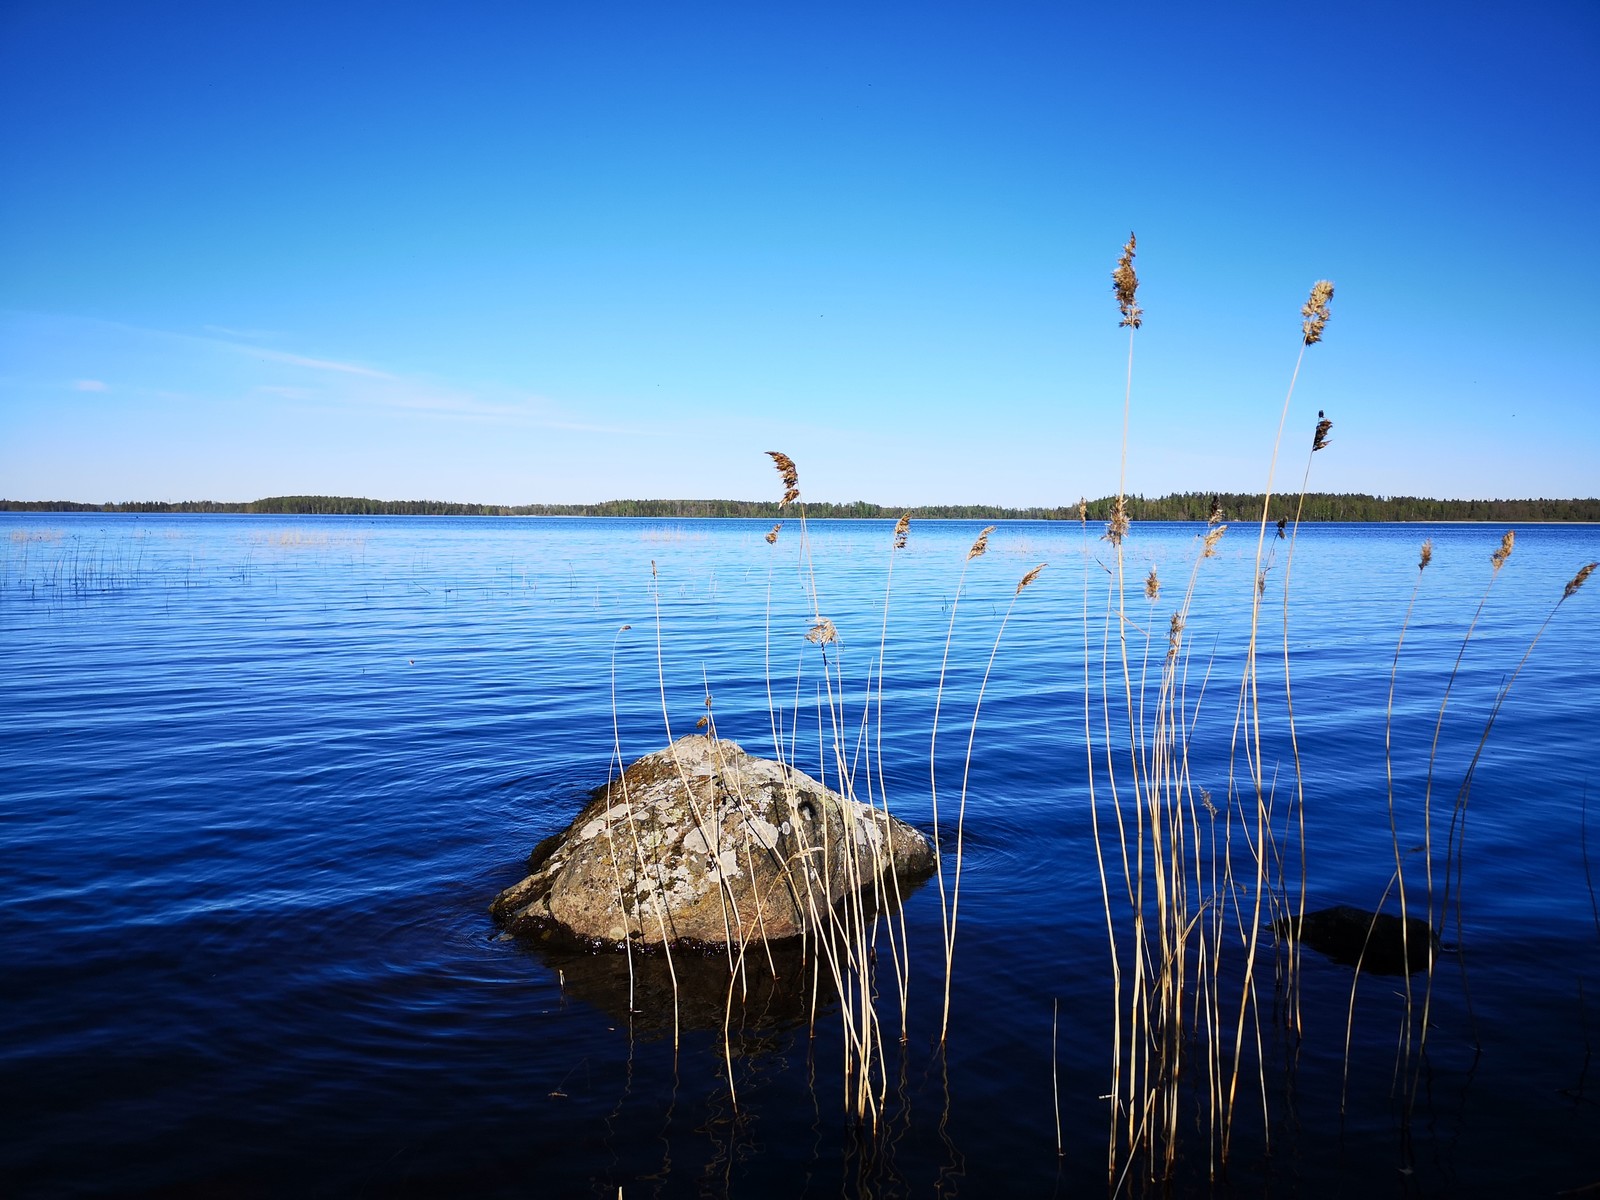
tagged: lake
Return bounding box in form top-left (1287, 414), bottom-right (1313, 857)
top-left (2, 512), bottom-right (1596, 1196)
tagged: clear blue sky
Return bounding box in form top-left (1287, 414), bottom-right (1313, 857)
top-left (2, 1), bottom-right (1596, 506)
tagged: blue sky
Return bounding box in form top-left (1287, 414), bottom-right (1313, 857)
top-left (2, 1), bottom-right (1596, 506)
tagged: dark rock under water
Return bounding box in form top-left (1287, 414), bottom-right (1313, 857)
top-left (1278, 904), bottom-right (1439, 976)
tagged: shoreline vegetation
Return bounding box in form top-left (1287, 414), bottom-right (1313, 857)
top-left (2, 492), bottom-right (1598, 522)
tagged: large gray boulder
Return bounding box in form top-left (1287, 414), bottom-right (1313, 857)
top-left (491, 734), bottom-right (934, 949)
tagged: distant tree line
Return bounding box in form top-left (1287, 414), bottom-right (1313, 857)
top-left (3, 493), bottom-right (1597, 522)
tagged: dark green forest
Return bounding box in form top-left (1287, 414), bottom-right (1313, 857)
top-left (3, 492), bottom-right (1597, 521)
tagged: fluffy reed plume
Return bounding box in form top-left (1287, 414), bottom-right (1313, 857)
top-left (1312, 411), bottom-right (1333, 452)
top-left (967, 525), bottom-right (996, 561)
top-left (1276, 517), bottom-right (1287, 540)
top-left (806, 617), bottom-right (839, 645)
top-left (1301, 280), bottom-right (1335, 345)
top-left (894, 514), bottom-right (910, 550)
top-left (1208, 495), bottom-right (1223, 525)
top-left (1491, 530), bottom-right (1515, 572)
top-left (765, 522), bottom-right (782, 545)
top-left (1167, 611), bottom-right (1184, 659)
top-left (1113, 233), bottom-right (1143, 329)
top-left (1145, 566), bottom-right (1160, 601)
top-left (1202, 524), bottom-right (1227, 558)
top-left (1105, 496), bottom-right (1129, 546)
top-left (1018, 563), bottom-right (1047, 595)
top-left (1419, 540), bottom-right (1434, 571)
top-left (1566, 562), bottom-right (1598, 600)
top-left (766, 450), bottom-right (801, 507)
top-left (1078, 497), bottom-right (1089, 524)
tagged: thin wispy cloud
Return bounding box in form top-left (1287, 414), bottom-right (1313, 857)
top-left (7, 311), bottom-right (660, 440)
top-left (238, 345), bottom-right (399, 381)
top-left (202, 325), bottom-right (279, 341)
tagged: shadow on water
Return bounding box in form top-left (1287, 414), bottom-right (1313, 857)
top-left (523, 935), bottom-right (834, 1037)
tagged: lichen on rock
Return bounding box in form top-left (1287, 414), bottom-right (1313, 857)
top-left (490, 734), bottom-right (934, 949)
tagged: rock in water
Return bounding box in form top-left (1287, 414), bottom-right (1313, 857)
top-left (490, 734), bottom-right (935, 949)
top-left (1278, 904), bottom-right (1438, 976)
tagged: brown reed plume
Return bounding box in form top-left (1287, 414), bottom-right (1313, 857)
top-left (893, 513), bottom-right (910, 550)
top-left (1312, 411), bottom-right (1333, 452)
top-left (1301, 280), bottom-right (1334, 345)
top-left (967, 525), bottom-right (995, 561)
top-left (1203, 524), bottom-right (1227, 558)
top-left (1145, 566), bottom-right (1160, 602)
top-left (805, 617), bottom-right (839, 645)
top-left (765, 522), bottom-right (782, 545)
top-left (767, 451), bottom-right (801, 507)
top-left (1492, 530), bottom-right (1515, 571)
top-left (1567, 562), bottom-right (1598, 600)
top-left (1113, 233), bottom-right (1144, 329)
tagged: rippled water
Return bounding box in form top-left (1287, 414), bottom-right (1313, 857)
top-left (2, 514), bottom-right (1597, 1196)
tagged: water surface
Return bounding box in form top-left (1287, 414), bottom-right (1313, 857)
top-left (2, 514), bottom-right (1597, 1196)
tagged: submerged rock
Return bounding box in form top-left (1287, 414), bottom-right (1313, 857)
top-left (1278, 904), bottom-right (1438, 976)
top-left (490, 734), bottom-right (934, 949)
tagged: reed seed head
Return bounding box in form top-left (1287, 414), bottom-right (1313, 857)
top-left (1564, 561), bottom-right (1597, 600)
top-left (765, 522), bottom-right (782, 545)
top-left (1419, 540), bottom-right (1433, 571)
top-left (619, 623), bottom-right (632, 632)
top-left (1202, 524), bottom-right (1227, 558)
top-left (1077, 497), bottom-right (1089, 525)
top-left (1207, 495), bottom-right (1223, 525)
top-left (1017, 563), bottom-right (1046, 595)
top-left (893, 513), bottom-right (910, 550)
top-left (1112, 233), bottom-right (1143, 329)
top-left (1491, 530), bottom-right (1515, 572)
top-left (967, 525), bottom-right (996, 561)
top-left (696, 715), bottom-right (709, 729)
top-left (1302, 280), bottom-right (1334, 345)
top-left (1145, 565), bottom-right (1160, 601)
top-left (1276, 517), bottom-right (1287, 540)
top-left (766, 450), bottom-right (801, 507)
top-left (805, 617), bottom-right (839, 645)
top-left (1167, 611), bottom-right (1184, 660)
top-left (1312, 410), bottom-right (1333, 452)
top-left (1104, 496), bottom-right (1129, 546)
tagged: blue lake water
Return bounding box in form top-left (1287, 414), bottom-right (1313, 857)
top-left (2, 513), bottom-right (1597, 1196)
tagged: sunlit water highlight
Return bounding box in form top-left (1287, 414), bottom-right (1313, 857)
top-left (2, 514), bottom-right (1596, 1196)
